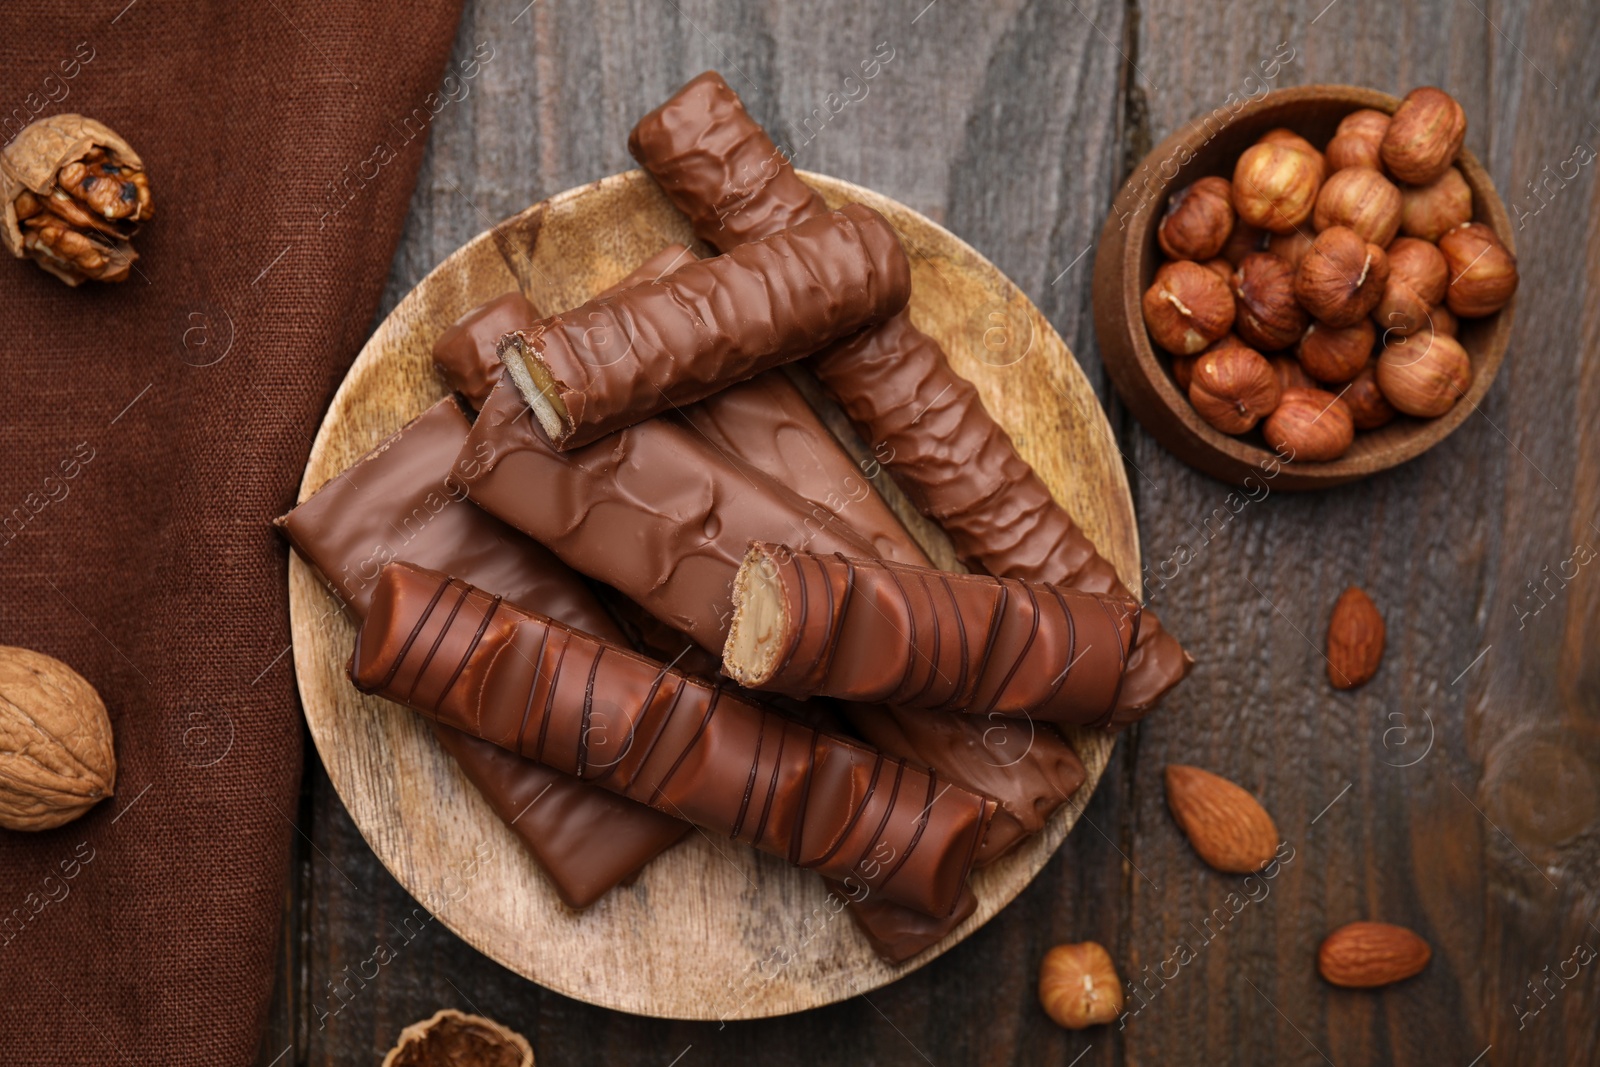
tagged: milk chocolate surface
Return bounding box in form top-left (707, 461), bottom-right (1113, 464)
top-left (629, 70), bottom-right (827, 250)
top-left (838, 882), bottom-right (978, 964)
top-left (461, 378), bottom-right (880, 652)
top-left (727, 545), bottom-right (1140, 727)
top-left (276, 397), bottom-right (686, 908)
top-left (628, 71), bottom-right (1193, 724)
top-left (500, 203), bottom-right (909, 450)
top-left (353, 563), bottom-right (993, 919)
top-left (462, 382), bottom-right (1086, 868)
top-left (432, 292), bottom-right (539, 411)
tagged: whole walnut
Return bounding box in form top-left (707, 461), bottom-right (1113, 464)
top-left (0, 646), bottom-right (116, 831)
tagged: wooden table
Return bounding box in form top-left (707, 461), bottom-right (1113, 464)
top-left (259, 1), bottom-right (1600, 1063)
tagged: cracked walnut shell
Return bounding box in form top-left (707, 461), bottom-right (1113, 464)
top-left (0, 646), bottom-right (116, 831)
top-left (1, 114), bottom-right (154, 286)
top-left (382, 1009), bottom-right (534, 1067)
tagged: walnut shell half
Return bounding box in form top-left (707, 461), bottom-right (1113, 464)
top-left (0, 646), bottom-right (116, 831)
top-left (0, 114), bottom-right (152, 286)
top-left (382, 1010), bottom-right (534, 1067)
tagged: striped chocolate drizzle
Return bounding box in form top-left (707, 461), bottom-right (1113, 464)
top-left (353, 564), bottom-right (993, 918)
top-left (746, 545), bottom-right (1142, 726)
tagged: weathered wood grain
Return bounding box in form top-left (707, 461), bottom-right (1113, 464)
top-left (1123, 2), bottom-right (1600, 1066)
top-left (258, 0), bottom-right (1600, 1062)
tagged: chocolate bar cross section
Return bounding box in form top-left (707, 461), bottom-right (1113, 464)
top-left (725, 544), bottom-right (1141, 726)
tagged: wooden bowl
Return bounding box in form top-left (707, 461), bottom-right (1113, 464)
top-left (1093, 84), bottom-right (1516, 490)
top-left (289, 169), bottom-right (1139, 1018)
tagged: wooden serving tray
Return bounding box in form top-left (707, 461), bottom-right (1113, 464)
top-left (288, 170), bottom-right (1140, 1019)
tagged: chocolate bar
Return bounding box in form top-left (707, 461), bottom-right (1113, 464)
top-left (276, 397), bottom-right (687, 908)
top-left (629, 71), bottom-right (1192, 724)
top-left (462, 382), bottom-right (1086, 864)
top-left (433, 291), bottom-right (539, 410)
top-left (353, 563), bottom-right (994, 919)
top-left (840, 882), bottom-right (978, 964)
top-left (725, 544), bottom-right (1141, 726)
top-left (462, 378), bottom-right (880, 651)
top-left (498, 203), bottom-right (910, 450)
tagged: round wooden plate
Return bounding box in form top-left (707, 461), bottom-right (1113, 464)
top-left (289, 170), bottom-right (1140, 1019)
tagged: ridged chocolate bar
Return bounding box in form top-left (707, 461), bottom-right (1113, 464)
top-left (628, 71), bottom-right (1192, 724)
top-left (275, 397), bottom-right (687, 909)
top-left (498, 204), bottom-right (910, 450)
top-left (433, 291), bottom-right (539, 410)
top-left (353, 563), bottom-right (994, 919)
top-left (726, 544), bottom-right (1141, 726)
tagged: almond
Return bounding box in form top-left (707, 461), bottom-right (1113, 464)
top-left (1327, 586), bottom-right (1385, 689)
top-left (1318, 921), bottom-right (1431, 988)
top-left (1163, 765), bottom-right (1278, 873)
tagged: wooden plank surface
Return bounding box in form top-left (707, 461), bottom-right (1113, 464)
top-left (259, 0), bottom-right (1600, 1062)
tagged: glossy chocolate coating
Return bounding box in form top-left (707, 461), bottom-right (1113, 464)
top-left (694, 372), bottom-right (928, 567)
top-left (275, 397), bottom-right (687, 908)
top-left (502, 203), bottom-right (909, 449)
top-left (352, 563), bottom-right (994, 918)
top-left (461, 377), bottom-right (880, 651)
top-left (433, 291), bottom-right (539, 410)
top-left (729, 545), bottom-right (1141, 726)
top-left (462, 381), bottom-right (1086, 868)
top-left (628, 71), bottom-right (1193, 724)
top-left (629, 70), bottom-right (827, 250)
top-left (836, 881), bottom-right (978, 964)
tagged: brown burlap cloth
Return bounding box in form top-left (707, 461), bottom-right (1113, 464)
top-left (0, 2), bottom-right (465, 1062)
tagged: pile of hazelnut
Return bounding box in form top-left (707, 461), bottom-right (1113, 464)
top-left (1141, 87), bottom-right (1519, 462)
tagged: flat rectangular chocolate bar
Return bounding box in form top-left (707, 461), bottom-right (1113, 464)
top-left (276, 396), bottom-right (687, 909)
top-left (498, 204), bottom-right (910, 450)
top-left (629, 71), bottom-right (1192, 725)
top-left (353, 563), bottom-right (994, 919)
top-left (726, 544), bottom-right (1140, 726)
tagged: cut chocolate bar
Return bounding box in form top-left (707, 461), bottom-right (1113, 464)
top-left (499, 204), bottom-right (910, 450)
top-left (725, 544), bottom-right (1140, 726)
top-left (461, 383), bottom-right (1086, 865)
top-left (433, 291), bottom-right (539, 410)
top-left (353, 563), bottom-right (994, 919)
top-left (629, 70), bottom-right (1192, 724)
top-left (276, 396), bottom-right (687, 908)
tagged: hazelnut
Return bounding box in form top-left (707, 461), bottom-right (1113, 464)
top-left (1313, 168), bottom-right (1402, 247)
top-left (1399, 166), bottom-right (1473, 241)
top-left (1345, 365), bottom-right (1398, 430)
top-left (1039, 942), bottom-right (1124, 1029)
top-left (1266, 229), bottom-right (1316, 271)
top-left (1259, 128), bottom-right (1327, 183)
top-left (1438, 222), bottom-right (1518, 317)
top-left (1372, 274), bottom-right (1434, 338)
top-left (1232, 142), bottom-right (1322, 233)
top-left (1381, 87), bottom-right (1467, 185)
top-left (1297, 319), bottom-right (1375, 384)
top-left (1324, 109), bottom-right (1390, 172)
top-left (1430, 304), bottom-right (1458, 337)
top-left (1172, 354), bottom-right (1197, 392)
top-left (1189, 342), bottom-right (1280, 434)
top-left (1386, 238), bottom-right (1449, 304)
top-left (1221, 220), bottom-right (1271, 266)
top-left (1200, 256), bottom-right (1234, 281)
top-left (1295, 226), bottom-right (1390, 327)
top-left (1271, 354), bottom-right (1318, 394)
top-left (1374, 237), bottom-right (1450, 337)
top-left (1263, 388), bottom-right (1355, 461)
top-left (1142, 260), bottom-right (1235, 354)
top-left (1231, 252), bottom-right (1309, 351)
top-left (1159, 176), bottom-right (1235, 260)
top-left (1377, 331), bottom-right (1473, 416)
